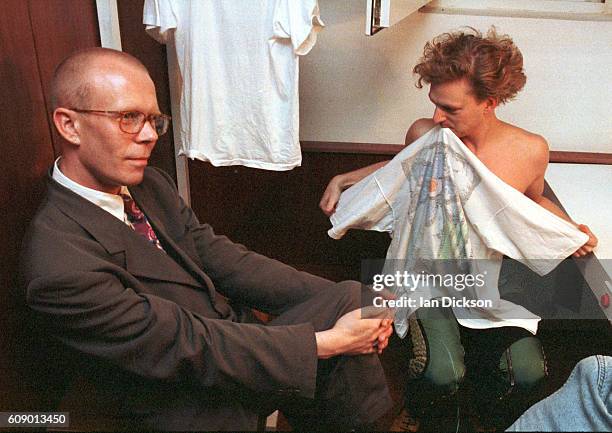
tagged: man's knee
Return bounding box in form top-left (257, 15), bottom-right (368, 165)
top-left (332, 281), bottom-right (371, 316)
top-left (504, 336), bottom-right (547, 389)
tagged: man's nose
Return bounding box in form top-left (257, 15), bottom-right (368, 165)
top-left (137, 119), bottom-right (158, 142)
top-left (433, 107), bottom-right (446, 124)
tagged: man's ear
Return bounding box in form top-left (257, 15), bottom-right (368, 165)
top-left (484, 97), bottom-right (499, 112)
top-left (53, 108), bottom-right (81, 145)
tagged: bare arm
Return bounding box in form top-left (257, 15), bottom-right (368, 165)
top-left (527, 175), bottom-right (574, 222)
top-left (524, 138), bottom-right (598, 257)
top-left (319, 161), bottom-right (388, 216)
top-left (319, 119), bottom-right (436, 216)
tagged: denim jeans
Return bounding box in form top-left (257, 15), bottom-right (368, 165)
top-left (507, 355), bottom-right (612, 432)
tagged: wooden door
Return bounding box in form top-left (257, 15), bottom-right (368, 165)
top-left (0, 0), bottom-right (100, 411)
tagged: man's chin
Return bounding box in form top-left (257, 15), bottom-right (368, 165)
top-left (123, 169), bottom-right (147, 186)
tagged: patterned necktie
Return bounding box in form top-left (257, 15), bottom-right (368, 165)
top-left (121, 194), bottom-right (164, 251)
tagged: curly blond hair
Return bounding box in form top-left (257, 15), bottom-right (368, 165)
top-left (413, 27), bottom-right (526, 104)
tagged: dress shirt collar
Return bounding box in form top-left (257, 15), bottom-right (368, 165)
top-left (52, 157), bottom-right (130, 222)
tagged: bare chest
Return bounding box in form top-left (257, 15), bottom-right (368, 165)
top-left (473, 150), bottom-right (533, 194)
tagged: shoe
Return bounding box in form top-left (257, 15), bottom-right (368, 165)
top-left (390, 407), bottom-right (420, 432)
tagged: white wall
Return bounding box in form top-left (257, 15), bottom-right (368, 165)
top-left (299, 2), bottom-right (612, 152)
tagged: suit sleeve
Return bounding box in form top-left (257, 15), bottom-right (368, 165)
top-left (152, 168), bottom-right (340, 316)
top-left (24, 261), bottom-right (318, 398)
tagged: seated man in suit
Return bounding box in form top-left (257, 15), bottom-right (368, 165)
top-left (19, 47), bottom-right (394, 431)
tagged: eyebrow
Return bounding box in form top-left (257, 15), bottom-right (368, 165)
top-left (428, 94), bottom-right (460, 112)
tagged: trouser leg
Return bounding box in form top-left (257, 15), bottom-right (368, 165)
top-left (402, 306), bottom-right (546, 428)
top-left (464, 326), bottom-right (547, 428)
top-left (403, 306), bottom-right (465, 416)
top-left (267, 281), bottom-right (392, 430)
top-left (499, 336), bottom-right (547, 393)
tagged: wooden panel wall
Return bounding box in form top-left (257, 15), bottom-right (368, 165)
top-left (0, 0), bottom-right (100, 411)
top-left (188, 153), bottom-right (392, 281)
top-left (30, 0), bottom-right (101, 152)
top-left (302, 141), bottom-right (612, 165)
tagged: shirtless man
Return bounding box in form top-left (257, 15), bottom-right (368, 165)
top-left (322, 45), bottom-right (596, 255)
top-left (319, 28), bottom-right (598, 429)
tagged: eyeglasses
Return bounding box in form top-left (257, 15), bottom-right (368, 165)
top-left (69, 109), bottom-right (171, 136)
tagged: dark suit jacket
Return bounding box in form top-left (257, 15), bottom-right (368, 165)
top-left (19, 167), bottom-right (338, 430)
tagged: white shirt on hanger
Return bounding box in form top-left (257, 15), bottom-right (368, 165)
top-left (144, 0), bottom-right (324, 170)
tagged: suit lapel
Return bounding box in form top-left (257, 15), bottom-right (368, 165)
top-left (49, 178), bottom-right (202, 289)
top-left (129, 177), bottom-right (233, 319)
top-left (127, 184), bottom-right (212, 283)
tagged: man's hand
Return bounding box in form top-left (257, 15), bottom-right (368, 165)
top-left (573, 224), bottom-right (598, 257)
top-left (315, 309), bottom-right (394, 359)
top-left (319, 175), bottom-right (343, 216)
top-left (375, 318), bottom-right (394, 354)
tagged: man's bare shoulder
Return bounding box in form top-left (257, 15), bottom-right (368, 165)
top-left (405, 118), bottom-right (436, 145)
top-left (503, 123), bottom-right (549, 167)
top-left (496, 124), bottom-right (549, 194)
